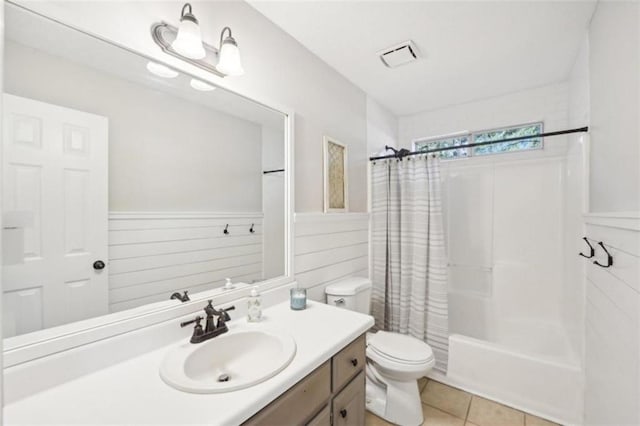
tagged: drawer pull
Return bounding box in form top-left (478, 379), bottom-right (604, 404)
top-left (350, 358), bottom-right (358, 367)
top-left (340, 409), bottom-right (347, 418)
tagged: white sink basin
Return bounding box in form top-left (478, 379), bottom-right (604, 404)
top-left (160, 326), bottom-right (296, 393)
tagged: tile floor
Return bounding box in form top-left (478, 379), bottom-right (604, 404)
top-left (365, 378), bottom-right (560, 426)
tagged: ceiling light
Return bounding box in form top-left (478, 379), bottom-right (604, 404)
top-left (171, 3), bottom-right (206, 60)
top-left (151, 4), bottom-right (244, 78)
top-left (146, 61), bottom-right (179, 78)
top-left (190, 78), bottom-right (216, 92)
top-left (216, 27), bottom-right (244, 76)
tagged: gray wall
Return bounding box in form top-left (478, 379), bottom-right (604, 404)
top-left (5, 40), bottom-right (263, 212)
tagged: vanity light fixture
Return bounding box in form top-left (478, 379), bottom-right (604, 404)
top-left (216, 27), bottom-right (244, 76)
top-left (151, 3), bottom-right (244, 78)
top-left (146, 61), bottom-right (179, 78)
top-left (171, 3), bottom-right (206, 60)
top-left (190, 78), bottom-right (216, 92)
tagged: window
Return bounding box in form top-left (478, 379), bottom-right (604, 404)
top-left (472, 123), bottom-right (543, 156)
top-left (414, 134), bottom-right (471, 159)
top-left (414, 122), bottom-right (543, 159)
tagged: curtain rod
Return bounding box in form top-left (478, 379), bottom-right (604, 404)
top-left (369, 126), bottom-right (589, 161)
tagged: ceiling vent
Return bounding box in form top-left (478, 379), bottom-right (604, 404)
top-left (378, 40), bottom-right (420, 68)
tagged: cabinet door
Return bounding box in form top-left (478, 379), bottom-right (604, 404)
top-left (307, 405), bottom-right (331, 426)
top-left (244, 362), bottom-right (331, 426)
top-left (332, 334), bottom-right (366, 392)
top-left (332, 371), bottom-right (365, 426)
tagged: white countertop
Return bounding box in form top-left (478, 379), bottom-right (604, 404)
top-left (4, 301), bottom-right (374, 425)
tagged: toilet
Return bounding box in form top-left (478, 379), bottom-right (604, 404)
top-left (325, 277), bottom-right (435, 426)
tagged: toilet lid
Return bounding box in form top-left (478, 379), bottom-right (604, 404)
top-left (368, 331), bottom-right (434, 364)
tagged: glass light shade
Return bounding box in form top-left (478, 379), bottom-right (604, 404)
top-left (146, 61), bottom-right (179, 78)
top-left (190, 78), bottom-right (216, 92)
top-left (216, 42), bottom-right (244, 76)
top-left (172, 19), bottom-right (206, 59)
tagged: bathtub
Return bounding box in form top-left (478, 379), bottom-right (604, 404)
top-left (434, 290), bottom-right (583, 425)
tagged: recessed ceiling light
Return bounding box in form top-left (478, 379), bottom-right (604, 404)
top-left (190, 78), bottom-right (216, 92)
top-left (146, 61), bottom-right (179, 78)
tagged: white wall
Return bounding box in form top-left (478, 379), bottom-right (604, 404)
top-left (583, 218), bottom-right (640, 426)
top-left (262, 125), bottom-right (285, 279)
top-left (107, 213), bottom-right (264, 312)
top-left (399, 83), bottom-right (570, 156)
top-left (588, 1), bottom-right (640, 213)
top-left (0, 1), bottom-right (4, 419)
top-left (294, 213), bottom-right (369, 301)
top-left (11, 0), bottom-right (369, 214)
top-left (565, 37), bottom-right (589, 363)
top-left (582, 3), bottom-right (640, 424)
top-left (366, 96), bottom-right (398, 156)
top-left (5, 40), bottom-right (263, 212)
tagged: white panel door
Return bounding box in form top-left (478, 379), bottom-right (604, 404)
top-left (2, 94), bottom-right (108, 337)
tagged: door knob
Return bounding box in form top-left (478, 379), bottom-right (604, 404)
top-left (340, 409), bottom-right (347, 418)
top-left (93, 260), bottom-right (106, 270)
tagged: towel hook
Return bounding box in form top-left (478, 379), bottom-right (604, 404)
top-left (579, 237), bottom-right (595, 259)
top-left (593, 241), bottom-right (613, 268)
top-left (249, 223), bottom-right (255, 234)
top-left (223, 224), bottom-right (229, 235)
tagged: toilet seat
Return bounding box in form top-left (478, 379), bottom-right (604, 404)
top-left (367, 331), bottom-right (434, 365)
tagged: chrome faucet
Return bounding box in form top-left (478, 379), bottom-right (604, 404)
top-left (180, 300), bottom-right (235, 344)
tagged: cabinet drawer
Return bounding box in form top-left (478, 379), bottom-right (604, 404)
top-left (306, 404), bottom-right (331, 426)
top-left (332, 371), bottom-right (365, 426)
top-left (332, 334), bottom-right (366, 392)
top-left (244, 361), bottom-right (331, 426)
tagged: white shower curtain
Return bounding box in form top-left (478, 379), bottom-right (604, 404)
top-left (371, 155), bottom-right (449, 373)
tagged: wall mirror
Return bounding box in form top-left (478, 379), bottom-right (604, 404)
top-left (2, 3), bottom-right (292, 349)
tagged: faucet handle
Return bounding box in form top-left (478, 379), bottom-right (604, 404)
top-left (181, 316), bottom-right (205, 343)
top-left (221, 305), bottom-right (235, 322)
top-left (180, 315), bottom-right (203, 328)
top-left (216, 306), bottom-right (235, 328)
top-left (216, 306), bottom-right (235, 327)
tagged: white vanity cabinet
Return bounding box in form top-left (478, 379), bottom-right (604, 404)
top-left (244, 334), bottom-right (366, 426)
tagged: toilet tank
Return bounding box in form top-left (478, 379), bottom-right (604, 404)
top-left (325, 277), bottom-right (372, 314)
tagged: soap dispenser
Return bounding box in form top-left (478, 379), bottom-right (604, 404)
top-left (247, 286), bottom-right (262, 322)
top-left (224, 277), bottom-right (235, 290)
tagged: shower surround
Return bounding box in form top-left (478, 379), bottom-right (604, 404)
top-left (437, 137), bottom-right (586, 425)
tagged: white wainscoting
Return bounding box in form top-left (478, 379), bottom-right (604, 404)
top-left (294, 213), bottom-right (369, 302)
top-left (583, 213), bottom-right (640, 425)
top-left (108, 212), bottom-right (263, 312)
